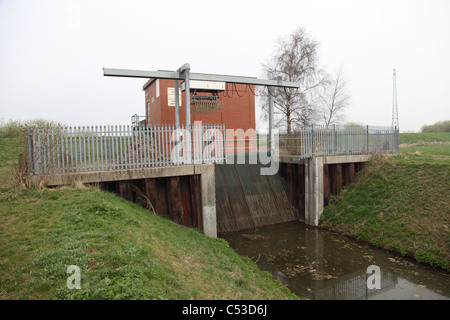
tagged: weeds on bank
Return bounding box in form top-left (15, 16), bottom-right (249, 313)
top-left (321, 145), bottom-right (450, 271)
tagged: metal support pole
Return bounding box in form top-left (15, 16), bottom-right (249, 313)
top-left (268, 77), bottom-right (281, 155)
top-left (174, 80), bottom-right (180, 130)
top-left (27, 126), bottom-right (33, 175)
top-left (179, 63), bottom-right (191, 129)
top-left (332, 124), bottom-right (336, 156)
top-left (395, 126), bottom-right (399, 153)
top-left (366, 125), bottom-right (370, 154)
top-left (176, 63), bottom-right (191, 163)
top-left (268, 86), bottom-right (274, 155)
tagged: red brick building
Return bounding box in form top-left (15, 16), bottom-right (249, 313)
top-left (143, 79), bottom-right (256, 132)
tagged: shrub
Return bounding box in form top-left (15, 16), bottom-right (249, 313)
top-left (421, 120), bottom-right (450, 133)
top-left (0, 118), bottom-right (65, 138)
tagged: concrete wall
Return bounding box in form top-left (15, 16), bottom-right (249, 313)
top-left (32, 154), bottom-right (371, 236)
top-left (304, 155), bottom-right (369, 226)
top-left (196, 164), bottom-right (217, 238)
top-left (280, 155), bottom-right (370, 226)
top-left (304, 157), bottom-right (324, 226)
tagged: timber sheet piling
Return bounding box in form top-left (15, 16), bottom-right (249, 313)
top-left (215, 162), bottom-right (299, 233)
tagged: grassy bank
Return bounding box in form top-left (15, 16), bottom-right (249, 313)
top-left (399, 132), bottom-right (450, 145)
top-left (321, 143), bottom-right (449, 271)
top-left (0, 137), bottom-right (299, 299)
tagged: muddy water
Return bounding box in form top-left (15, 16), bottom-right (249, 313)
top-left (220, 221), bottom-right (450, 300)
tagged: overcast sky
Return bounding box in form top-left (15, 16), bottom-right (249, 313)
top-left (1, 0), bottom-right (449, 132)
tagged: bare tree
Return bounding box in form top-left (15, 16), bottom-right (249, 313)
top-left (260, 27), bottom-right (327, 133)
top-left (319, 66), bottom-right (350, 127)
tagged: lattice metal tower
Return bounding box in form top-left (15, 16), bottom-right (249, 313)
top-left (392, 69), bottom-right (399, 129)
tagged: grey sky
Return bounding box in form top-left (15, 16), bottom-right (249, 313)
top-left (1, 0), bottom-right (449, 132)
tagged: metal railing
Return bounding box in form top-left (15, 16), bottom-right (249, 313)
top-left (279, 124), bottom-right (399, 159)
top-left (27, 124), bottom-right (226, 175)
top-left (27, 123), bottom-right (399, 176)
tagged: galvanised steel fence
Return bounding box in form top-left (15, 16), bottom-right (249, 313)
top-left (279, 125), bottom-right (399, 159)
top-left (27, 124), bottom-right (226, 175)
top-left (27, 123), bottom-right (399, 176)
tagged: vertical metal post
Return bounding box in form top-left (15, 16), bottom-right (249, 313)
top-left (366, 125), bottom-right (370, 154)
top-left (174, 80), bottom-right (180, 130)
top-left (268, 86), bottom-right (274, 155)
top-left (149, 125), bottom-right (154, 167)
top-left (182, 65), bottom-right (191, 129)
top-left (99, 126), bottom-right (103, 171)
top-left (60, 127), bottom-right (65, 173)
top-left (74, 127), bottom-right (78, 172)
top-left (332, 124), bottom-right (336, 156)
top-left (315, 157), bottom-right (319, 226)
top-left (94, 125), bottom-right (99, 171)
top-left (27, 126), bottom-right (33, 175)
top-left (86, 126), bottom-right (91, 171)
top-left (223, 123), bottom-right (227, 164)
top-left (345, 126), bottom-right (348, 155)
top-left (178, 63), bottom-right (192, 164)
top-left (268, 77), bottom-right (281, 156)
top-left (395, 126), bottom-right (399, 153)
top-left (42, 128), bottom-right (47, 175)
top-left (51, 127), bottom-right (56, 173)
top-left (163, 124), bottom-right (168, 166)
top-left (115, 125), bottom-right (119, 170)
top-left (157, 124), bottom-right (162, 166)
top-left (145, 125), bottom-right (150, 167)
top-left (174, 81), bottom-right (180, 165)
top-left (130, 125), bottom-right (135, 169)
top-left (106, 125), bottom-right (111, 170)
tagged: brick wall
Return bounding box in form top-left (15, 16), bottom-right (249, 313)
top-left (144, 79), bottom-right (255, 131)
top-left (144, 78), bottom-right (257, 153)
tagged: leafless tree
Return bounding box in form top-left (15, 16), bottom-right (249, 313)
top-left (260, 27), bottom-right (327, 133)
top-left (318, 66), bottom-right (350, 128)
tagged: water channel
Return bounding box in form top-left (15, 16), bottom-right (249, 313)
top-left (220, 221), bottom-right (450, 300)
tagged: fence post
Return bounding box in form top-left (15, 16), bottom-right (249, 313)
top-left (311, 124), bottom-right (315, 157)
top-left (395, 126), bottom-right (399, 153)
top-left (332, 124), bottom-right (336, 156)
top-left (26, 126), bottom-right (34, 175)
top-left (366, 125), bottom-right (369, 154)
top-left (223, 124), bottom-right (227, 164)
top-left (202, 124), bottom-right (206, 164)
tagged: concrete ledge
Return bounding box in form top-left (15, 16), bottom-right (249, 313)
top-left (280, 154), bottom-right (372, 165)
top-left (279, 155), bottom-right (301, 164)
top-left (323, 154), bottom-right (371, 164)
top-left (193, 163), bottom-right (215, 175)
top-left (31, 164), bottom-right (210, 187)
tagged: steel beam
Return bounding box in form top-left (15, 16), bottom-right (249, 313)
top-left (103, 68), bottom-right (179, 80)
top-left (190, 73), bottom-right (298, 88)
top-left (103, 67), bottom-right (300, 88)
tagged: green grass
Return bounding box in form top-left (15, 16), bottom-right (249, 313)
top-left (0, 138), bottom-right (299, 300)
top-left (399, 132), bottom-right (450, 145)
top-left (0, 138), bottom-right (23, 188)
top-left (398, 144), bottom-right (450, 166)
top-left (321, 144), bottom-right (450, 271)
